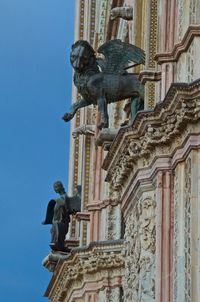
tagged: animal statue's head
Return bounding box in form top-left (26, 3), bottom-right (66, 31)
top-left (70, 40), bottom-right (96, 72)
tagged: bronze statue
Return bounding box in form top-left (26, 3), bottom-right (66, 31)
top-left (63, 39), bottom-right (145, 129)
top-left (42, 181), bottom-right (81, 252)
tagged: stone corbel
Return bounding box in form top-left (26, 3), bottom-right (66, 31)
top-left (72, 124), bottom-right (96, 138)
top-left (96, 128), bottom-right (119, 150)
top-left (75, 212), bottom-right (90, 221)
top-left (87, 198), bottom-right (120, 211)
top-left (42, 251), bottom-right (69, 272)
top-left (110, 6), bottom-right (133, 21)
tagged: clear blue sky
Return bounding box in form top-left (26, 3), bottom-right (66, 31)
top-left (0, 0), bottom-right (75, 301)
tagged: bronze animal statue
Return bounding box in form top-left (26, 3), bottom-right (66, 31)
top-left (42, 181), bottom-right (81, 252)
top-left (63, 39), bottom-right (145, 129)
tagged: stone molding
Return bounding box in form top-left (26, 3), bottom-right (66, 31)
top-left (122, 134), bottom-right (200, 216)
top-left (155, 25), bottom-right (200, 64)
top-left (75, 212), bottom-right (90, 221)
top-left (44, 240), bottom-right (124, 302)
top-left (139, 70), bottom-right (161, 84)
top-left (102, 79), bottom-right (200, 202)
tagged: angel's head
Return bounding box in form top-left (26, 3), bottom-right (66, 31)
top-left (53, 181), bottom-right (65, 195)
top-left (70, 40), bottom-right (95, 72)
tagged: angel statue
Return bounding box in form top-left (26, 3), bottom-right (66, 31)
top-left (42, 181), bottom-right (81, 252)
top-left (63, 39), bottom-right (145, 129)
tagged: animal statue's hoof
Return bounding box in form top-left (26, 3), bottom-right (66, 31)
top-left (97, 121), bottom-right (109, 130)
top-left (62, 112), bottom-right (73, 122)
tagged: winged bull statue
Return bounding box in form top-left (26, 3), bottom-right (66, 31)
top-left (63, 39), bottom-right (145, 129)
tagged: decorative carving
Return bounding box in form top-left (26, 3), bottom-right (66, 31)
top-left (44, 240), bottom-right (125, 302)
top-left (106, 205), bottom-right (121, 240)
top-left (106, 287), bottom-right (121, 302)
top-left (103, 81), bottom-right (200, 193)
top-left (148, 82), bottom-right (156, 109)
top-left (177, 0), bottom-right (184, 41)
top-left (189, 0), bottom-right (197, 24)
top-left (149, 0), bottom-right (158, 69)
top-left (98, 0), bottom-right (109, 46)
top-left (110, 7), bottom-right (133, 21)
top-left (123, 197), bottom-right (156, 301)
top-left (184, 157), bottom-right (192, 301)
top-left (187, 40), bottom-right (195, 83)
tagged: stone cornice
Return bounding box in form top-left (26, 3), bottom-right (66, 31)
top-left (102, 79), bottom-right (200, 195)
top-left (139, 70), bottom-right (161, 84)
top-left (155, 25), bottom-right (200, 64)
top-left (44, 240), bottom-right (124, 302)
top-left (122, 134), bottom-right (200, 216)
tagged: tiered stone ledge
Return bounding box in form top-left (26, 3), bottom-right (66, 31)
top-left (155, 25), bottom-right (200, 64)
top-left (44, 239), bottom-right (124, 302)
top-left (102, 79), bottom-right (200, 207)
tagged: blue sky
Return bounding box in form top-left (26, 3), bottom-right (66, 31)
top-left (0, 0), bottom-right (75, 300)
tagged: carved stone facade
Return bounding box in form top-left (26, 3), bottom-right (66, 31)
top-left (43, 1), bottom-right (200, 302)
top-left (123, 197), bottom-right (156, 302)
top-left (44, 241), bottom-right (124, 302)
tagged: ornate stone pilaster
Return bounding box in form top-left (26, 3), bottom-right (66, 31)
top-left (123, 197), bottom-right (156, 302)
top-left (184, 157), bottom-right (192, 302)
top-left (173, 150), bottom-right (200, 302)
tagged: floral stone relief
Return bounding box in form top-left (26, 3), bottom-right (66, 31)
top-left (123, 197), bottom-right (156, 302)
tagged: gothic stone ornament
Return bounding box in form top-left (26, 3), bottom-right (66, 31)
top-left (45, 241), bottom-right (125, 302)
top-left (63, 39), bottom-right (145, 129)
top-left (123, 198), bottom-right (156, 302)
top-left (42, 181), bottom-right (81, 252)
top-left (103, 81), bottom-right (200, 192)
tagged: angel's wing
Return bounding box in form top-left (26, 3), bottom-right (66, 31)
top-left (66, 186), bottom-right (81, 214)
top-left (42, 199), bottom-right (56, 224)
top-left (97, 39), bottom-right (145, 74)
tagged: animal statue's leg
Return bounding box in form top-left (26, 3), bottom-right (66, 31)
top-left (62, 98), bottom-right (88, 122)
top-left (97, 97), bottom-right (109, 129)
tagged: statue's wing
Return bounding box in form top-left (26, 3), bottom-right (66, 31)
top-left (97, 39), bottom-right (145, 73)
top-left (42, 199), bottom-right (56, 224)
top-left (66, 186), bottom-right (82, 214)
top-left (96, 57), bottom-right (106, 71)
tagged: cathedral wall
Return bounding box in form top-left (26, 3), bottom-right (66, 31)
top-left (44, 1), bottom-right (200, 301)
